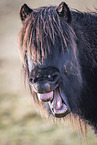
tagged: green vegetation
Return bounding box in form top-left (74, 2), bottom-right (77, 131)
top-left (0, 0), bottom-right (97, 145)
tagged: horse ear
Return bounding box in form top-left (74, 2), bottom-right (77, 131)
top-left (56, 2), bottom-right (71, 23)
top-left (20, 4), bottom-right (33, 23)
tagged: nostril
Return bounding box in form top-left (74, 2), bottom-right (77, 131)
top-left (29, 77), bottom-right (33, 83)
top-left (34, 77), bottom-right (39, 83)
top-left (52, 74), bottom-right (58, 81)
top-left (29, 77), bottom-right (39, 84)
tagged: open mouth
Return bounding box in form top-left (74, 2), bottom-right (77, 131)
top-left (37, 87), bottom-right (70, 118)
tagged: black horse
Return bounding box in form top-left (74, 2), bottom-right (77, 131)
top-left (19, 2), bottom-right (97, 132)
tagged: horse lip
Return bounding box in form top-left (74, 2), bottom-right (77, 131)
top-left (59, 87), bottom-right (71, 111)
top-left (37, 91), bottom-right (53, 102)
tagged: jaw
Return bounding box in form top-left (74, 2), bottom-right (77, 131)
top-left (37, 87), bottom-right (70, 118)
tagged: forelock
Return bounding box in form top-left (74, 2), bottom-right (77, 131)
top-left (19, 6), bottom-right (75, 63)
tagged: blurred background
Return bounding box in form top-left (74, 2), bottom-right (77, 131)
top-left (0, 0), bottom-right (97, 145)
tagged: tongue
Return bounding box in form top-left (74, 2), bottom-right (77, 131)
top-left (49, 89), bottom-right (68, 115)
top-left (52, 89), bottom-right (62, 110)
top-left (37, 91), bottom-right (53, 102)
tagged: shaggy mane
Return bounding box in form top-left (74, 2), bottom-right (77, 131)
top-left (19, 6), bottom-right (75, 64)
